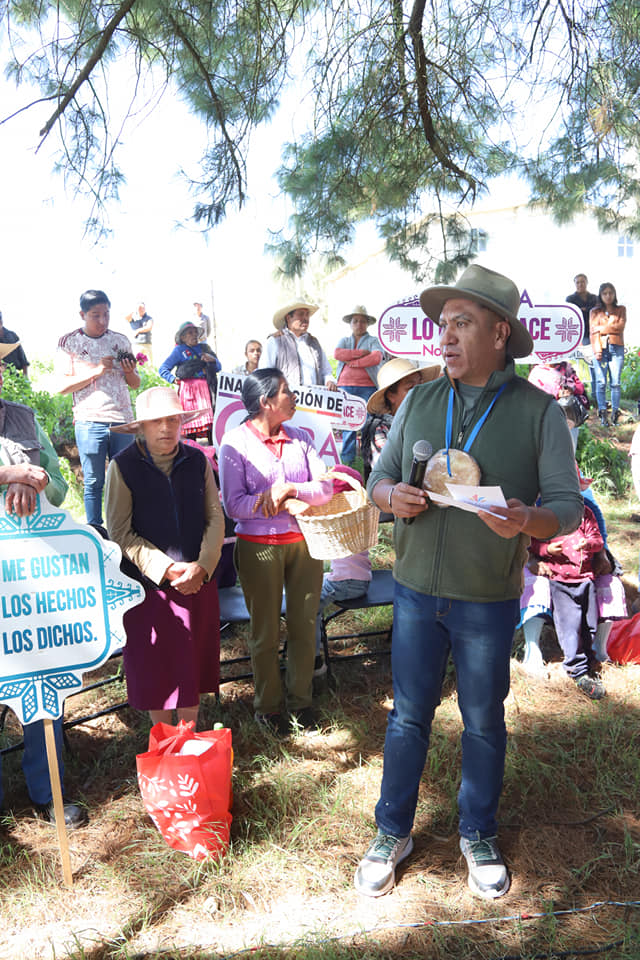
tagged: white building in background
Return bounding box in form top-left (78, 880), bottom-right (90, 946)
top-left (323, 200), bottom-right (640, 349)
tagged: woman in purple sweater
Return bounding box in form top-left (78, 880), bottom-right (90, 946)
top-left (219, 369), bottom-right (333, 732)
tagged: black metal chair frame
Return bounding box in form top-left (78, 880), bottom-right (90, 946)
top-left (0, 572), bottom-right (395, 756)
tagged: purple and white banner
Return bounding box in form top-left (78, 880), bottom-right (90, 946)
top-left (377, 289), bottom-right (584, 364)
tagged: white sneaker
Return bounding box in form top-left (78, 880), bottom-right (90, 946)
top-left (460, 836), bottom-right (510, 899)
top-left (354, 831), bottom-right (414, 897)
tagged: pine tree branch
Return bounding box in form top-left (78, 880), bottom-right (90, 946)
top-left (38, 0), bottom-right (138, 140)
top-left (167, 12), bottom-right (245, 207)
top-left (408, 0), bottom-right (478, 198)
top-left (390, 0), bottom-right (410, 123)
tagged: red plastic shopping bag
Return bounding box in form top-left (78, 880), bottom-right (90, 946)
top-left (136, 720), bottom-right (233, 860)
top-left (607, 612), bottom-right (640, 665)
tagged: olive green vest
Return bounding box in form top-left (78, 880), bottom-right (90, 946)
top-left (393, 362), bottom-right (551, 602)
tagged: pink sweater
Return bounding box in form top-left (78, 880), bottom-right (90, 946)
top-left (219, 422), bottom-right (333, 538)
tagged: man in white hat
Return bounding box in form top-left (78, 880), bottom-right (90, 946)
top-left (355, 265), bottom-right (583, 901)
top-left (261, 302), bottom-right (337, 390)
top-left (0, 344), bottom-right (86, 828)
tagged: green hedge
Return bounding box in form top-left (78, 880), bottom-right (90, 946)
top-left (2, 360), bottom-right (167, 446)
top-left (576, 429), bottom-right (630, 497)
top-left (621, 346), bottom-right (640, 400)
top-left (2, 362), bottom-right (74, 444)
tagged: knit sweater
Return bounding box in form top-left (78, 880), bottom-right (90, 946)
top-left (219, 422), bottom-right (333, 538)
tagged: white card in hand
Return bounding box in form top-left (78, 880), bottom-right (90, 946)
top-left (426, 483), bottom-right (508, 518)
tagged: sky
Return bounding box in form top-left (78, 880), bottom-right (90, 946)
top-left (0, 59), bottom-right (313, 370)
top-left (3, 32), bottom-right (630, 379)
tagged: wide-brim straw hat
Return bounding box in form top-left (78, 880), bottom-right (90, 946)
top-left (342, 305), bottom-right (377, 325)
top-left (175, 321), bottom-right (198, 344)
top-left (273, 301), bottom-right (319, 331)
top-left (419, 264), bottom-right (533, 358)
top-left (367, 358), bottom-right (441, 416)
top-left (0, 341), bottom-right (20, 362)
top-left (111, 386), bottom-right (208, 434)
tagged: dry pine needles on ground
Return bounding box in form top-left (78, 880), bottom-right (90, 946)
top-left (2, 419), bottom-right (640, 959)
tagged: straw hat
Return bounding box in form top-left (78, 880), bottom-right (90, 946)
top-left (342, 305), bottom-right (377, 325)
top-left (367, 358), bottom-right (441, 415)
top-left (419, 264), bottom-right (532, 358)
top-left (0, 341), bottom-right (19, 362)
top-left (272, 301), bottom-right (318, 331)
top-left (111, 386), bottom-right (208, 434)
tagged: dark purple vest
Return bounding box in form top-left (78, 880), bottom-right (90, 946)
top-left (115, 441), bottom-right (207, 569)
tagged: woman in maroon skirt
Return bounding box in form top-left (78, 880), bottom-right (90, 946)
top-left (105, 387), bottom-right (224, 725)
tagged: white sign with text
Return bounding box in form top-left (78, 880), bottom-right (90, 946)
top-left (377, 290), bottom-right (584, 364)
top-left (212, 372), bottom-right (367, 468)
top-left (0, 495), bottom-right (144, 724)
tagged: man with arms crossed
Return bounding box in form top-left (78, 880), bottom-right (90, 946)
top-left (355, 265), bottom-right (583, 900)
top-left (566, 273), bottom-right (598, 401)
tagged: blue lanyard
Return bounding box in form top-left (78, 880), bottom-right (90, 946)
top-left (445, 383), bottom-right (508, 476)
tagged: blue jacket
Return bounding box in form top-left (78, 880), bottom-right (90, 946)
top-left (159, 343), bottom-right (221, 384)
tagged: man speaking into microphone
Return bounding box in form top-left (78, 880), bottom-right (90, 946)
top-left (403, 440), bottom-right (432, 525)
top-left (355, 265), bottom-right (582, 901)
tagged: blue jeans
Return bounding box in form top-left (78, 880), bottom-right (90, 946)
top-left (75, 421), bottom-right (134, 525)
top-left (0, 717), bottom-right (64, 808)
top-left (314, 576), bottom-right (370, 654)
top-left (375, 583), bottom-right (519, 840)
top-left (340, 385), bottom-right (376, 464)
top-left (593, 344), bottom-right (624, 414)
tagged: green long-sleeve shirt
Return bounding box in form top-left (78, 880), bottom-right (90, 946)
top-left (0, 401), bottom-right (67, 508)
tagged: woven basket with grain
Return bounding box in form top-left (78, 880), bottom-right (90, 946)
top-left (296, 472), bottom-right (380, 560)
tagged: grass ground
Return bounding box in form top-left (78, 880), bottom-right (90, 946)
top-left (2, 411), bottom-right (640, 960)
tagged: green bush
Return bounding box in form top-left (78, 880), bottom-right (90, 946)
top-left (576, 429), bottom-right (631, 497)
top-left (621, 346), bottom-right (640, 400)
top-left (2, 359), bottom-right (168, 449)
top-left (58, 457), bottom-right (85, 520)
top-left (1, 363), bottom-right (74, 444)
top-left (131, 362), bottom-right (167, 401)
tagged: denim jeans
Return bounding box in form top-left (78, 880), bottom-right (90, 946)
top-left (0, 717), bottom-right (64, 807)
top-left (314, 575), bottom-right (369, 654)
top-left (75, 421), bottom-right (134, 525)
top-left (593, 343), bottom-right (624, 414)
top-left (340, 385), bottom-right (376, 464)
top-left (375, 582), bottom-right (519, 840)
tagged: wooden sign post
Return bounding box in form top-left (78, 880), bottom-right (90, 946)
top-left (43, 718), bottom-right (72, 887)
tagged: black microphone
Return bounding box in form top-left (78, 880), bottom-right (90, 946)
top-left (403, 439), bottom-right (433, 526)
